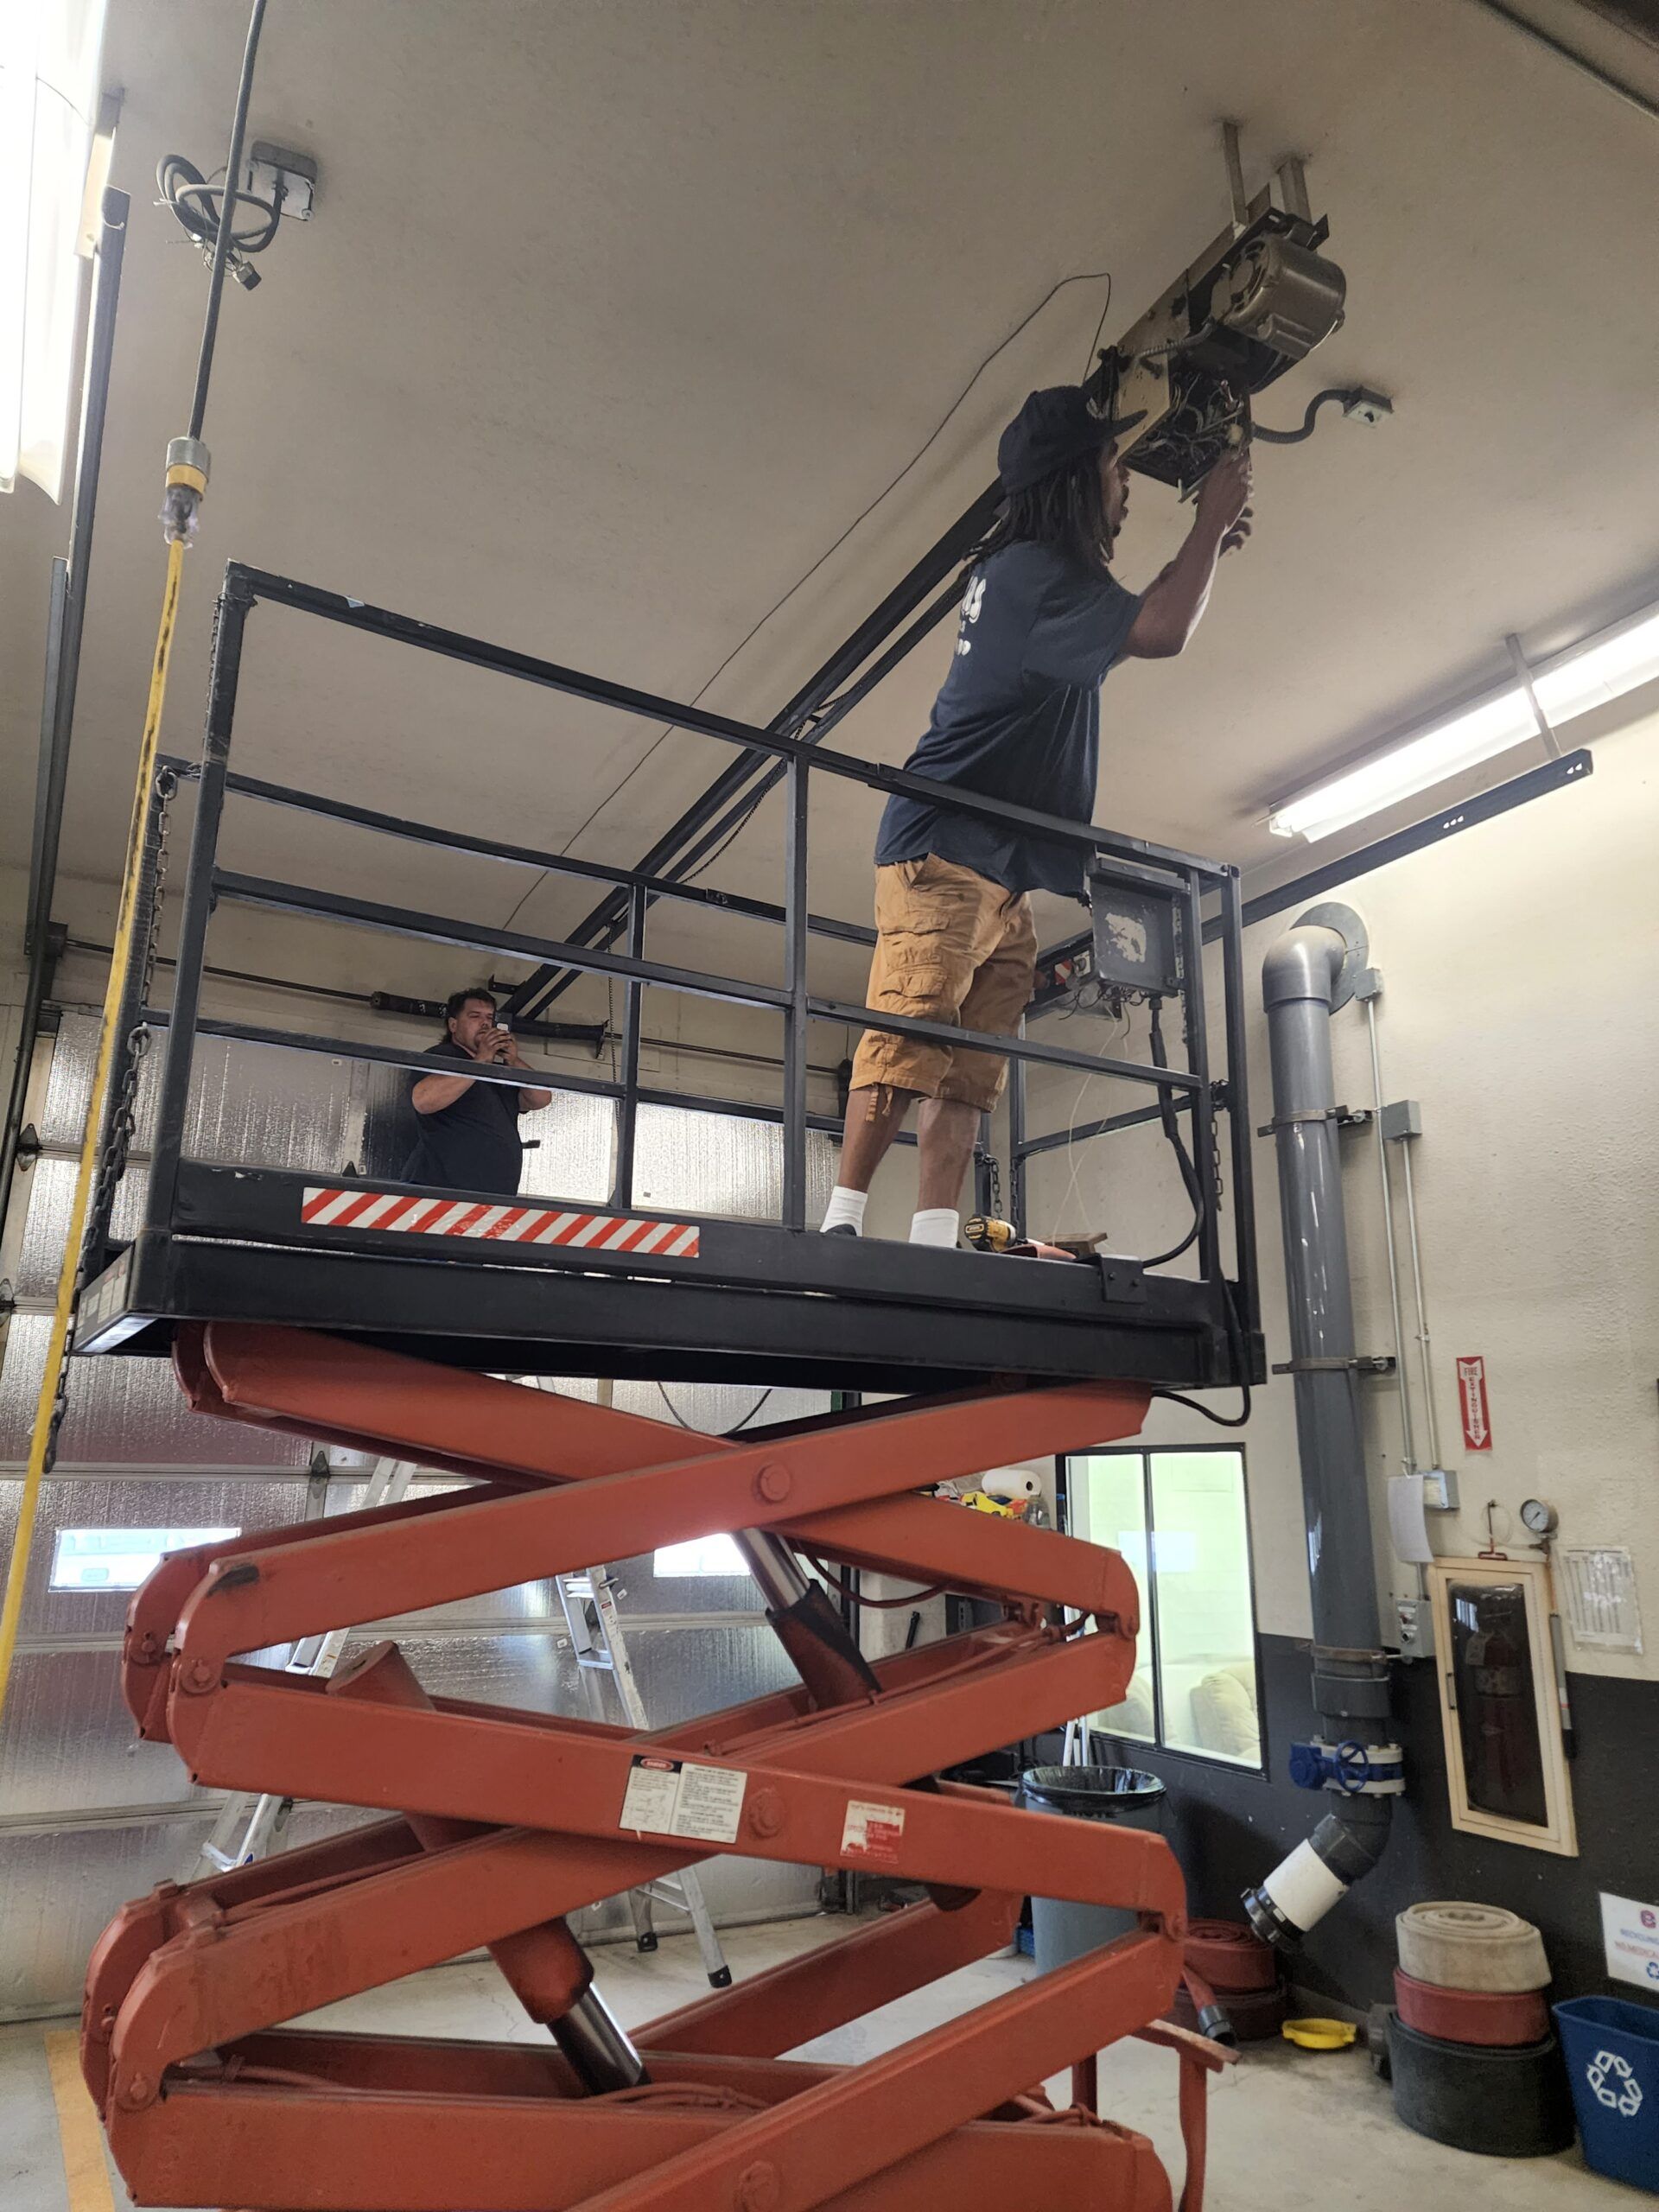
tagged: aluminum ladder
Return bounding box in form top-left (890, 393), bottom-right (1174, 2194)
top-left (556, 1560), bottom-right (732, 1987)
top-left (187, 1457), bottom-right (417, 1875)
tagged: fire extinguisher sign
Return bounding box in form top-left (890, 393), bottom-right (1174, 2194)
top-left (1458, 1356), bottom-right (1493, 1452)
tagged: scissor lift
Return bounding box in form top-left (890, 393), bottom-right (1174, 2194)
top-left (86, 1325), bottom-right (1237, 2210)
top-left (73, 568), bottom-right (1258, 2210)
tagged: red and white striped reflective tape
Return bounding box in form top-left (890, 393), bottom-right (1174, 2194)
top-left (299, 1186), bottom-right (700, 1257)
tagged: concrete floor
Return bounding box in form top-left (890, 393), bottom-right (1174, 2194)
top-left (1, 1914), bottom-right (1619, 2212)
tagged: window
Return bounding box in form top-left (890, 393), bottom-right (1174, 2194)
top-left (1060, 1447), bottom-right (1262, 1770)
top-left (1, 0), bottom-right (111, 499)
top-left (652, 1534), bottom-right (746, 1577)
top-left (49, 1526), bottom-right (239, 1592)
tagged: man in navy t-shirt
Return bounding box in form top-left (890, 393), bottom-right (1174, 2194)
top-left (820, 384), bottom-right (1252, 1248)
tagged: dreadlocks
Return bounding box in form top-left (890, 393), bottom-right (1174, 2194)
top-left (971, 448), bottom-right (1115, 579)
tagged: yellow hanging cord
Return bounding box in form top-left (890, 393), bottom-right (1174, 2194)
top-left (0, 531), bottom-right (188, 1726)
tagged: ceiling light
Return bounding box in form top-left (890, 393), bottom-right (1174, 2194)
top-left (1532, 605), bottom-right (1659, 725)
top-left (1269, 595), bottom-right (1659, 842)
top-left (1268, 690), bottom-right (1539, 841)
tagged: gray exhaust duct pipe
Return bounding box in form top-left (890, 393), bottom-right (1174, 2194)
top-left (1243, 906), bottom-right (1399, 1947)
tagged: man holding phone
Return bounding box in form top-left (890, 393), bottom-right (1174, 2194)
top-left (401, 987), bottom-right (552, 1195)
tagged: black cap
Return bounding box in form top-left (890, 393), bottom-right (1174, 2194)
top-left (996, 385), bottom-right (1147, 495)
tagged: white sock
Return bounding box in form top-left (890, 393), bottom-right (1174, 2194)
top-left (909, 1208), bottom-right (960, 1249)
top-left (820, 1185), bottom-right (868, 1235)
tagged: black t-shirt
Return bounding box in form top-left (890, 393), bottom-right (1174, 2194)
top-left (400, 1039), bottom-right (525, 1196)
top-left (874, 541), bottom-right (1141, 896)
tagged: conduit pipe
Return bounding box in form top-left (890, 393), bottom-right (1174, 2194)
top-left (1243, 910), bottom-right (1395, 1945)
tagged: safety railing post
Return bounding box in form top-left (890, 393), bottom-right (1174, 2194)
top-left (1008, 1025), bottom-right (1028, 1239)
top-left (145, 576), bottom-right (251, 1231)
top-left (1179, 870), bottom-right (1223, 1288)
top-left (610, 886), bottom-right (645, 1211)
top-left (781, 757), bottom-right (810, 1230)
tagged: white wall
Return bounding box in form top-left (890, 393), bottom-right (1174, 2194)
top-left (1022, 705), bottom-right (1659, 1686)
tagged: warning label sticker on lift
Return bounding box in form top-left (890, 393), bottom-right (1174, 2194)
top-left (841, 1800), bottom-right (906, 1865)
top-left (620, 1755), bottom-right (747, 1845)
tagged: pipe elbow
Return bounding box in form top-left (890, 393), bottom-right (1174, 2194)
top-left (1262, 924), bottom-right (1347, 1013)
top-left (1241, 1796), bottom-right (1395, 1949)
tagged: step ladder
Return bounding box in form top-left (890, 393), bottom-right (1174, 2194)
top-left (187, 1457), bottom-right (417, 1876)
top-left (556, 1560), bottom-right (732, 1987)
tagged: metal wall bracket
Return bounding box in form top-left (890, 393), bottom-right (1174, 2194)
top-left (1256, 1104), bottom-right (1370, 1137)
top-left (1272, 1353), bottom-right (1395, 1376)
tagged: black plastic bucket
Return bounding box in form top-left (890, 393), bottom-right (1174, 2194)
top-left (1020, 1764), bottom-right (1167, 1973)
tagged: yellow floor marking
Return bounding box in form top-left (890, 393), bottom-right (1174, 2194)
top-left (43, 2030), bottom-right (116, 2212)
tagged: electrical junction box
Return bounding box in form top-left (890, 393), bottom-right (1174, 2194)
top-left (1380, 1098), bottom-right (1423, 1142)
top-left (246, 143), bottom-right (319, 220)
top-left (1421, 1465), bottom-right (1459, 1511)
top-left (1395, 1596), bottom-right (1435, 1661)
top-left (1086, 861), bottom-right (1185, 1000)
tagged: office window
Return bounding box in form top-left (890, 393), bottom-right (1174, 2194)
top-left (49, 1526), bottom-right (238, 1592)
top-left (1061, 1447), bottom-right (1262, 1770)
top-left (653, 1534), bottom-right (746, 1577)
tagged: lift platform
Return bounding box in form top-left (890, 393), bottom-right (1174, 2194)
top-left (85, 1325), bottom-right (1232, 2212)
top-left (72, 563), bottom-right (1262, 1398)
top-left (78, 1158), bottom-right (1242, 1391)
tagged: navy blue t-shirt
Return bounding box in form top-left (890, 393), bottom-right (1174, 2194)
top-left (400, 1039), bottom-right (525, 1196)
top-left (874, 541), bottom-right (1141, 896)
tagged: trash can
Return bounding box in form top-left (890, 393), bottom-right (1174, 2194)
top-left (1556, 1995), bottom-right (1659, 2191)
top-left (1020, 1764), bottom-right (1166, 1974)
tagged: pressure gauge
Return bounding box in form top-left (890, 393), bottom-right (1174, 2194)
top-left (1520, 1497), bottom-right (1558, 1537)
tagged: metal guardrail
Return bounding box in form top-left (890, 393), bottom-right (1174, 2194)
top-left (102, 561), bottom-right (1257, 1345)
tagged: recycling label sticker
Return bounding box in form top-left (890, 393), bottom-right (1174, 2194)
top-left (1586, 2049), bottom-right (1643, 2120)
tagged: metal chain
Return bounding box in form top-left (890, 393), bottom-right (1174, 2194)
top-left (99, 765), bottom-right (176, 1198)
top-left (986, 1150), bottom-right (1002, 1221)
top-left (46, 766), bottom-right (178, 1473)
top-left (1211, 1108), bottom-right (1225, 1210)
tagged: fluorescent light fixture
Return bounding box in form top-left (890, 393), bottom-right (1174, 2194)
top-left (1532, 605), bottom-right (1659, 725)
top-left (1269, 596), bottom-right (1659, 841)
top-left (1, 0), bottom-right (111, 500)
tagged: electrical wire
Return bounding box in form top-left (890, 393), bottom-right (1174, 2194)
top-left (188, 0), bottom-right (269, 441)
top-left (501, 268), bottom-right (1116, 931)
top-left (158, 154), bottom-right (283, 257)
top-left (1046, 1001), bottom-right (1128, 1240)
top-left (655, 1381), bottom-right (775, 1435)
top-left (1081, 273), bottom-right (1114, 375)
top-left (1154, 1383), bottom-right (1249, 1429)
top-left (1139, 997), bottom-right (1205, 1269)
top-left (1154, 1275), bottom-right (1254, 1428)
top-left (806, 1558), bottom-right (948, 1610)
top-left (1253, 387), bottom-right (1355, 446)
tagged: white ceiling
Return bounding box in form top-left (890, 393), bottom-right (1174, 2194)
top-left (6, 0), bottom-right (1659, 1014)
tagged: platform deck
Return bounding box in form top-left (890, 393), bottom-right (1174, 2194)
top-left (74, 1162), bottom-right (1257, 1395)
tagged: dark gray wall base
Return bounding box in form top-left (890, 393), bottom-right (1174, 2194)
top-left (1078, 1632), bottom-right (1658, 2009)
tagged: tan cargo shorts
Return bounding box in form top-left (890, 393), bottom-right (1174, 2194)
top-left (849, 854), bottom-right (1038, 1113)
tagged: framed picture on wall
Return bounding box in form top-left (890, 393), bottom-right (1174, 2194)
top-left (1426, 1556), bottom-right (1578, 1857)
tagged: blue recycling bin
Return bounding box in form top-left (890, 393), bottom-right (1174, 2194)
top-left (1555, 1995), bottom-right (1659, 2191)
